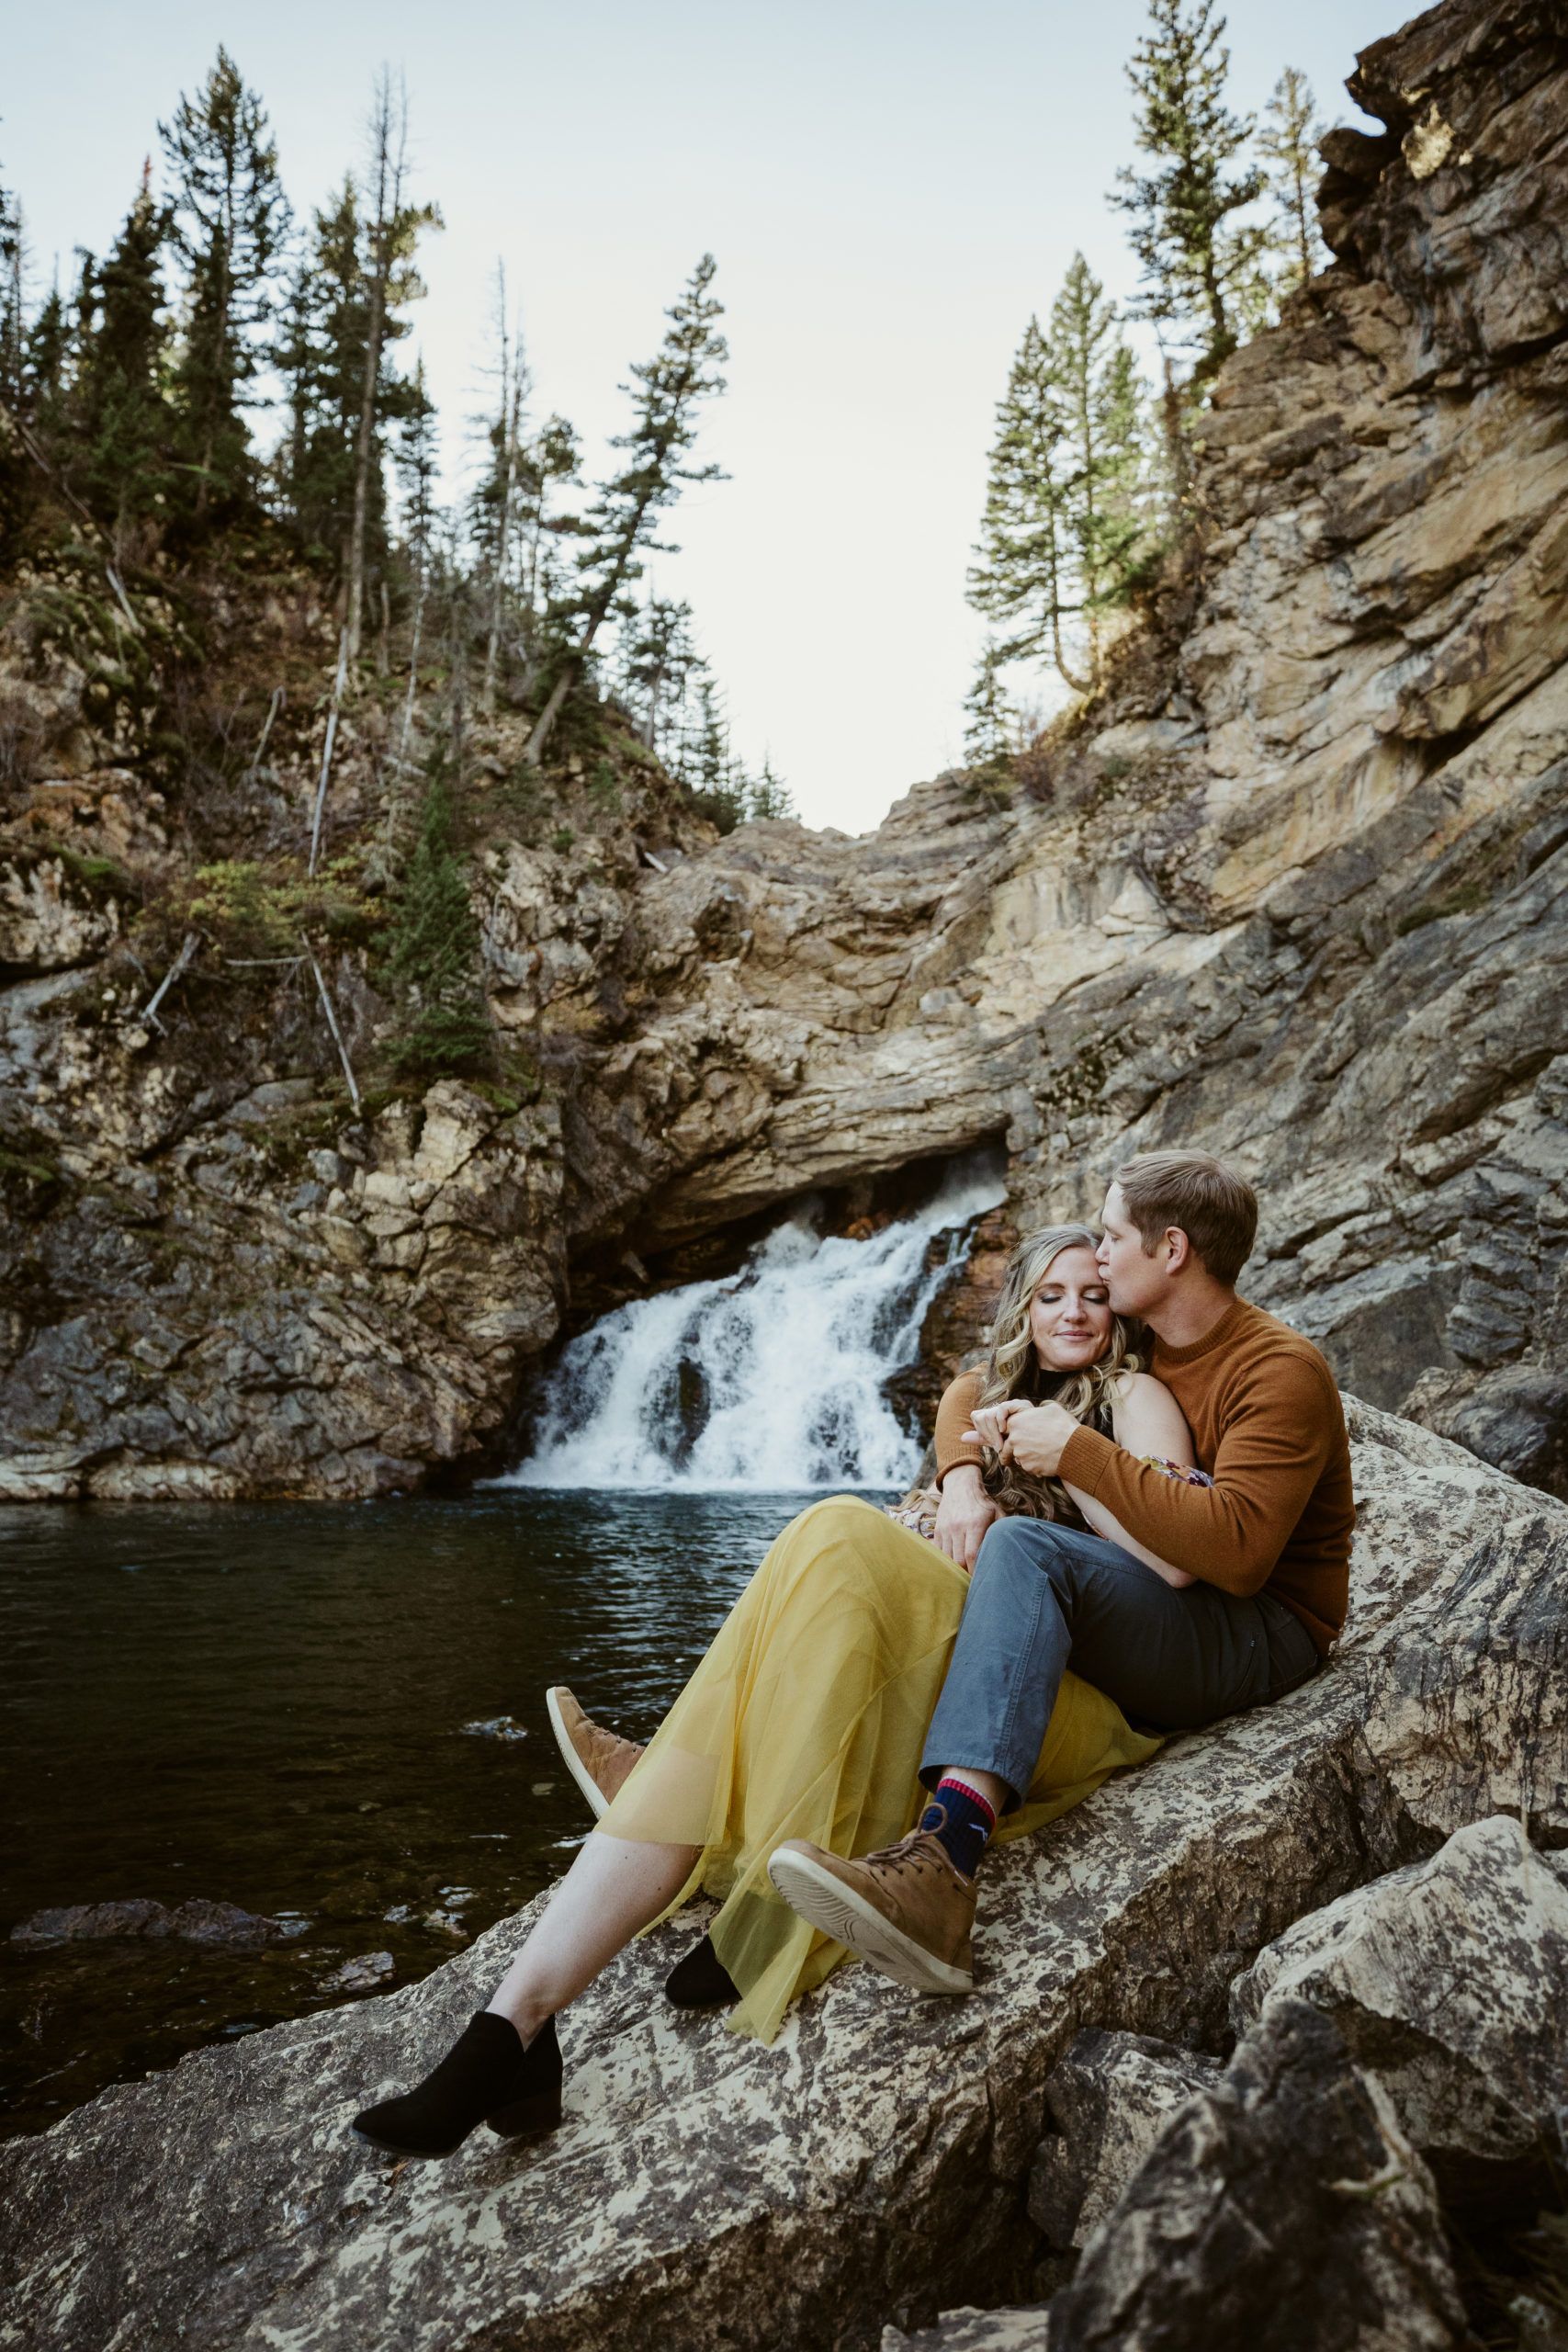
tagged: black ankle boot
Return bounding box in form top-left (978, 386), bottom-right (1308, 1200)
top-left (664, 1934), bottom-right (739, 2009)
top-left (353, 2010), bottom-right (562, 2159)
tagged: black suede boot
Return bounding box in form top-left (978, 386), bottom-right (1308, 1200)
top-left (353, 2010), bottom-right (562, 2158)
top-left (664, 1934), bottom-right (739, 2009)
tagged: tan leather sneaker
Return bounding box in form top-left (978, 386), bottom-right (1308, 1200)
top-left (547, 1687), bottom-right (645, 1820)
top-left (767, 1826), bottom-right (976, 1995)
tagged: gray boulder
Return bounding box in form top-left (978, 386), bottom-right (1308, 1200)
top-left (1048, 2001), bottom-right (1473, 2352)
top-left (10, 1897), bottom-right (283, 1949)
top-left (883, 2311), bottom-right (1047, 2351)
top-left (1230, 1813), bottom-right (1568, 2166)
top-left (1028, 2031), bottom-right (1221, 2250)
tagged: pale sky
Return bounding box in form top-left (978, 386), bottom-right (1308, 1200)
top-left (6, 2), bottom-right (1387, 831)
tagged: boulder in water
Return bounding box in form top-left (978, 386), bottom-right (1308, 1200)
top-left (10, 1898), bottom-right (282, 1949)
top-left (320, 1952), bottom-right (396, 1996)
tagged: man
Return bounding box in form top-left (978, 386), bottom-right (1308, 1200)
top-left (766, 1150), bottom-right (1355, 1996)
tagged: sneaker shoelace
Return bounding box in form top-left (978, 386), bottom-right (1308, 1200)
top-left (859, 1828), bottom-right (961, 1885)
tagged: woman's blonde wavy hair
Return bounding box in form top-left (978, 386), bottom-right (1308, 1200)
top-left (975, 1223), bottom-right (1143, 1522)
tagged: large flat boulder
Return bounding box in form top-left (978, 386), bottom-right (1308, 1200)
top-left (1, 1402), bottom-right (1563, 2351)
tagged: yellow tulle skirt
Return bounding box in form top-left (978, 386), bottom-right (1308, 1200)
top-left (597, 1494), bottom-right (1162, 2043)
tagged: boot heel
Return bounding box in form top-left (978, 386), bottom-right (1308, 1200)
top-left (486, 2086), bottom-right (562, 2139)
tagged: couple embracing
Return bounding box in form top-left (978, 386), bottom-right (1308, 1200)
top-left (354, 1150), bottom-right (1354, 2158)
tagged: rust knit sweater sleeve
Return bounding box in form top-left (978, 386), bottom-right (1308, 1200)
top-left (932, 1369), bottom-right (987, 1488)
top-left (1058, 1353), bottom-right (1340, 1598)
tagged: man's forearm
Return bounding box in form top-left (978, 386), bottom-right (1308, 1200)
top-left (1059, 1425), bottom-right (1287, 1594)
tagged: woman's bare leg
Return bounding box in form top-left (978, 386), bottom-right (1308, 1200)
top-left (485, 1832), bottom-right (698, 2043)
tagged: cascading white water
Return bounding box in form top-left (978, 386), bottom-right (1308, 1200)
top-left (502, 1153), bottom-right (1006, 1490)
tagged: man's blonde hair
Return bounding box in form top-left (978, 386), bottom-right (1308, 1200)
top-left (1113, 1151), bottom-right (1258, 1285)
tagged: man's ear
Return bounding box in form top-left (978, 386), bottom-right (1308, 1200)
top-left (1164, 1227), bottom-right (1191, 1274)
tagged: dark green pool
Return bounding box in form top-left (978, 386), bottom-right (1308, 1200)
top-left (0, 1489), bottom-right (836, 2139)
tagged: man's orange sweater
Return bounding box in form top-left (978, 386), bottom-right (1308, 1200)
top-left (933, 1298), bottom-right (1354, 1654)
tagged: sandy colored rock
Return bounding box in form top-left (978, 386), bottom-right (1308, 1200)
top-left (1230, 1814), bottom-right (1568, 2164)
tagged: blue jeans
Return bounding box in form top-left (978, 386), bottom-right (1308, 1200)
top-left (919, 1516), bottom-right (1321, 1810)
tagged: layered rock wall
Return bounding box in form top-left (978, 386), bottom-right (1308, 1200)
top-left (0, 0), bottom-right (1564, 1498)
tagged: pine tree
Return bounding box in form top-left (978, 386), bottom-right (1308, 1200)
top-left (345, 74), bottom-right (442, 659)
top-left (968, 316), bottom-right (1079, 687)
top-left (621, 595), bottom-right (697, 754)
top-left (1259, 67), bottom-right (1327, 297)
top-left (1049, 254), bottom-right (1147, 669)
top-left (469, 266), bottom-right (528, 714)
top-left (679, 672), bottom-right (744, 831)
top-left (964, 644), bottom-right (1017, 764)
top-left (524, 254), bottom-right (728, 764)
top-left (81, 170), bottom-right (177, 552)
top-left (275, 172), bottom-right (434, 582)
top-left (159, 48), bottom-right (289, 521)
top-left (746, 758), bottom-right (794, 821)
top-left (0, 176), bottom-right (24, 411)
top-left (1111, 0), bottom-right (1269, 388)
top-left (390, 358), bottom-right (440, 767)
top-left (387, 758), bottom-right (490, 1071)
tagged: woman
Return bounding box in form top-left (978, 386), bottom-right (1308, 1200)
top-left (351, 1225), bottom-right (1195, 2161)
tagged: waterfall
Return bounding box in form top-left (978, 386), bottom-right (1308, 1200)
top-left (502, 1153), bottom-right (1006, 1491)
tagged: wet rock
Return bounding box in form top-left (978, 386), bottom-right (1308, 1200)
top-left (458, 1715), bottom-right (529, 1742)
top-left (1048, 2001), bottom-right (1472, 2352)
top-left (320, 1952), bottom-right (396, 1996)
top-left (1027, 2030), bottom-right (1222, 2250)
top-left (0, 1405), bottom-right (1560, 2350)
top-left (1230, 1814), bottom-right (1568, 2166)
top-left (10, 1898), bottom-right (283, 1949)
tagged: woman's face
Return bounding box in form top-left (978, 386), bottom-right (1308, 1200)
top-left (1029, 1246), bottom-right (1113, 1372)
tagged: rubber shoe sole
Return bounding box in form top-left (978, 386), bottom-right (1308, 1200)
top-left (766, 1847), bottom-right (973, 1996)
top-left (547, 1685), bottom-right (608, 1821)
top-left (352, 2122), bottom-right (465, 2161)
top-left (486, 2085), bottom-right (563, 2139)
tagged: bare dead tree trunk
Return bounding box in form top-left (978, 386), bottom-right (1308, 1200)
top-left (346, 73), bottom-right (406, 663)
top-left (306, 946), bottom-right (362, 1114)
top-left (398, 564), bottom-right (427, 771)
top-left (310, 629), bottom-right (350, 876)
top-left (245, 685), bottom-right (284, 787)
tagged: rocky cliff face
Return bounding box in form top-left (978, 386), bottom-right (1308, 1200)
top-left (1, 0), bottom-right (1564, 1500)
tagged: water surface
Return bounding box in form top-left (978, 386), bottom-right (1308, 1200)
top-left (0, 1489), bottom-right (830, 2138)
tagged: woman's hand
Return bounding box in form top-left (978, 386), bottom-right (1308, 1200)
top-left (971, 1398), bottom-right (1080, 1478)
top-left (933, 1464), bottom-right (1000, 1570)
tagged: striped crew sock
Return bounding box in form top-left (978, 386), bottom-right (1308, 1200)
top-left (919, 1776), bottom-right (997, 1879)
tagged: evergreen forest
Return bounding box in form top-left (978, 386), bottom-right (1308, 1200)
top-left (0, 2), bottom-right (1329, 1087)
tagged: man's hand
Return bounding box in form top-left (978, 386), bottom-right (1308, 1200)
top-left (968, 1397), bottom-right (1080, 1478)
top-left (933, 1464), bottom-right (999, 1570)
